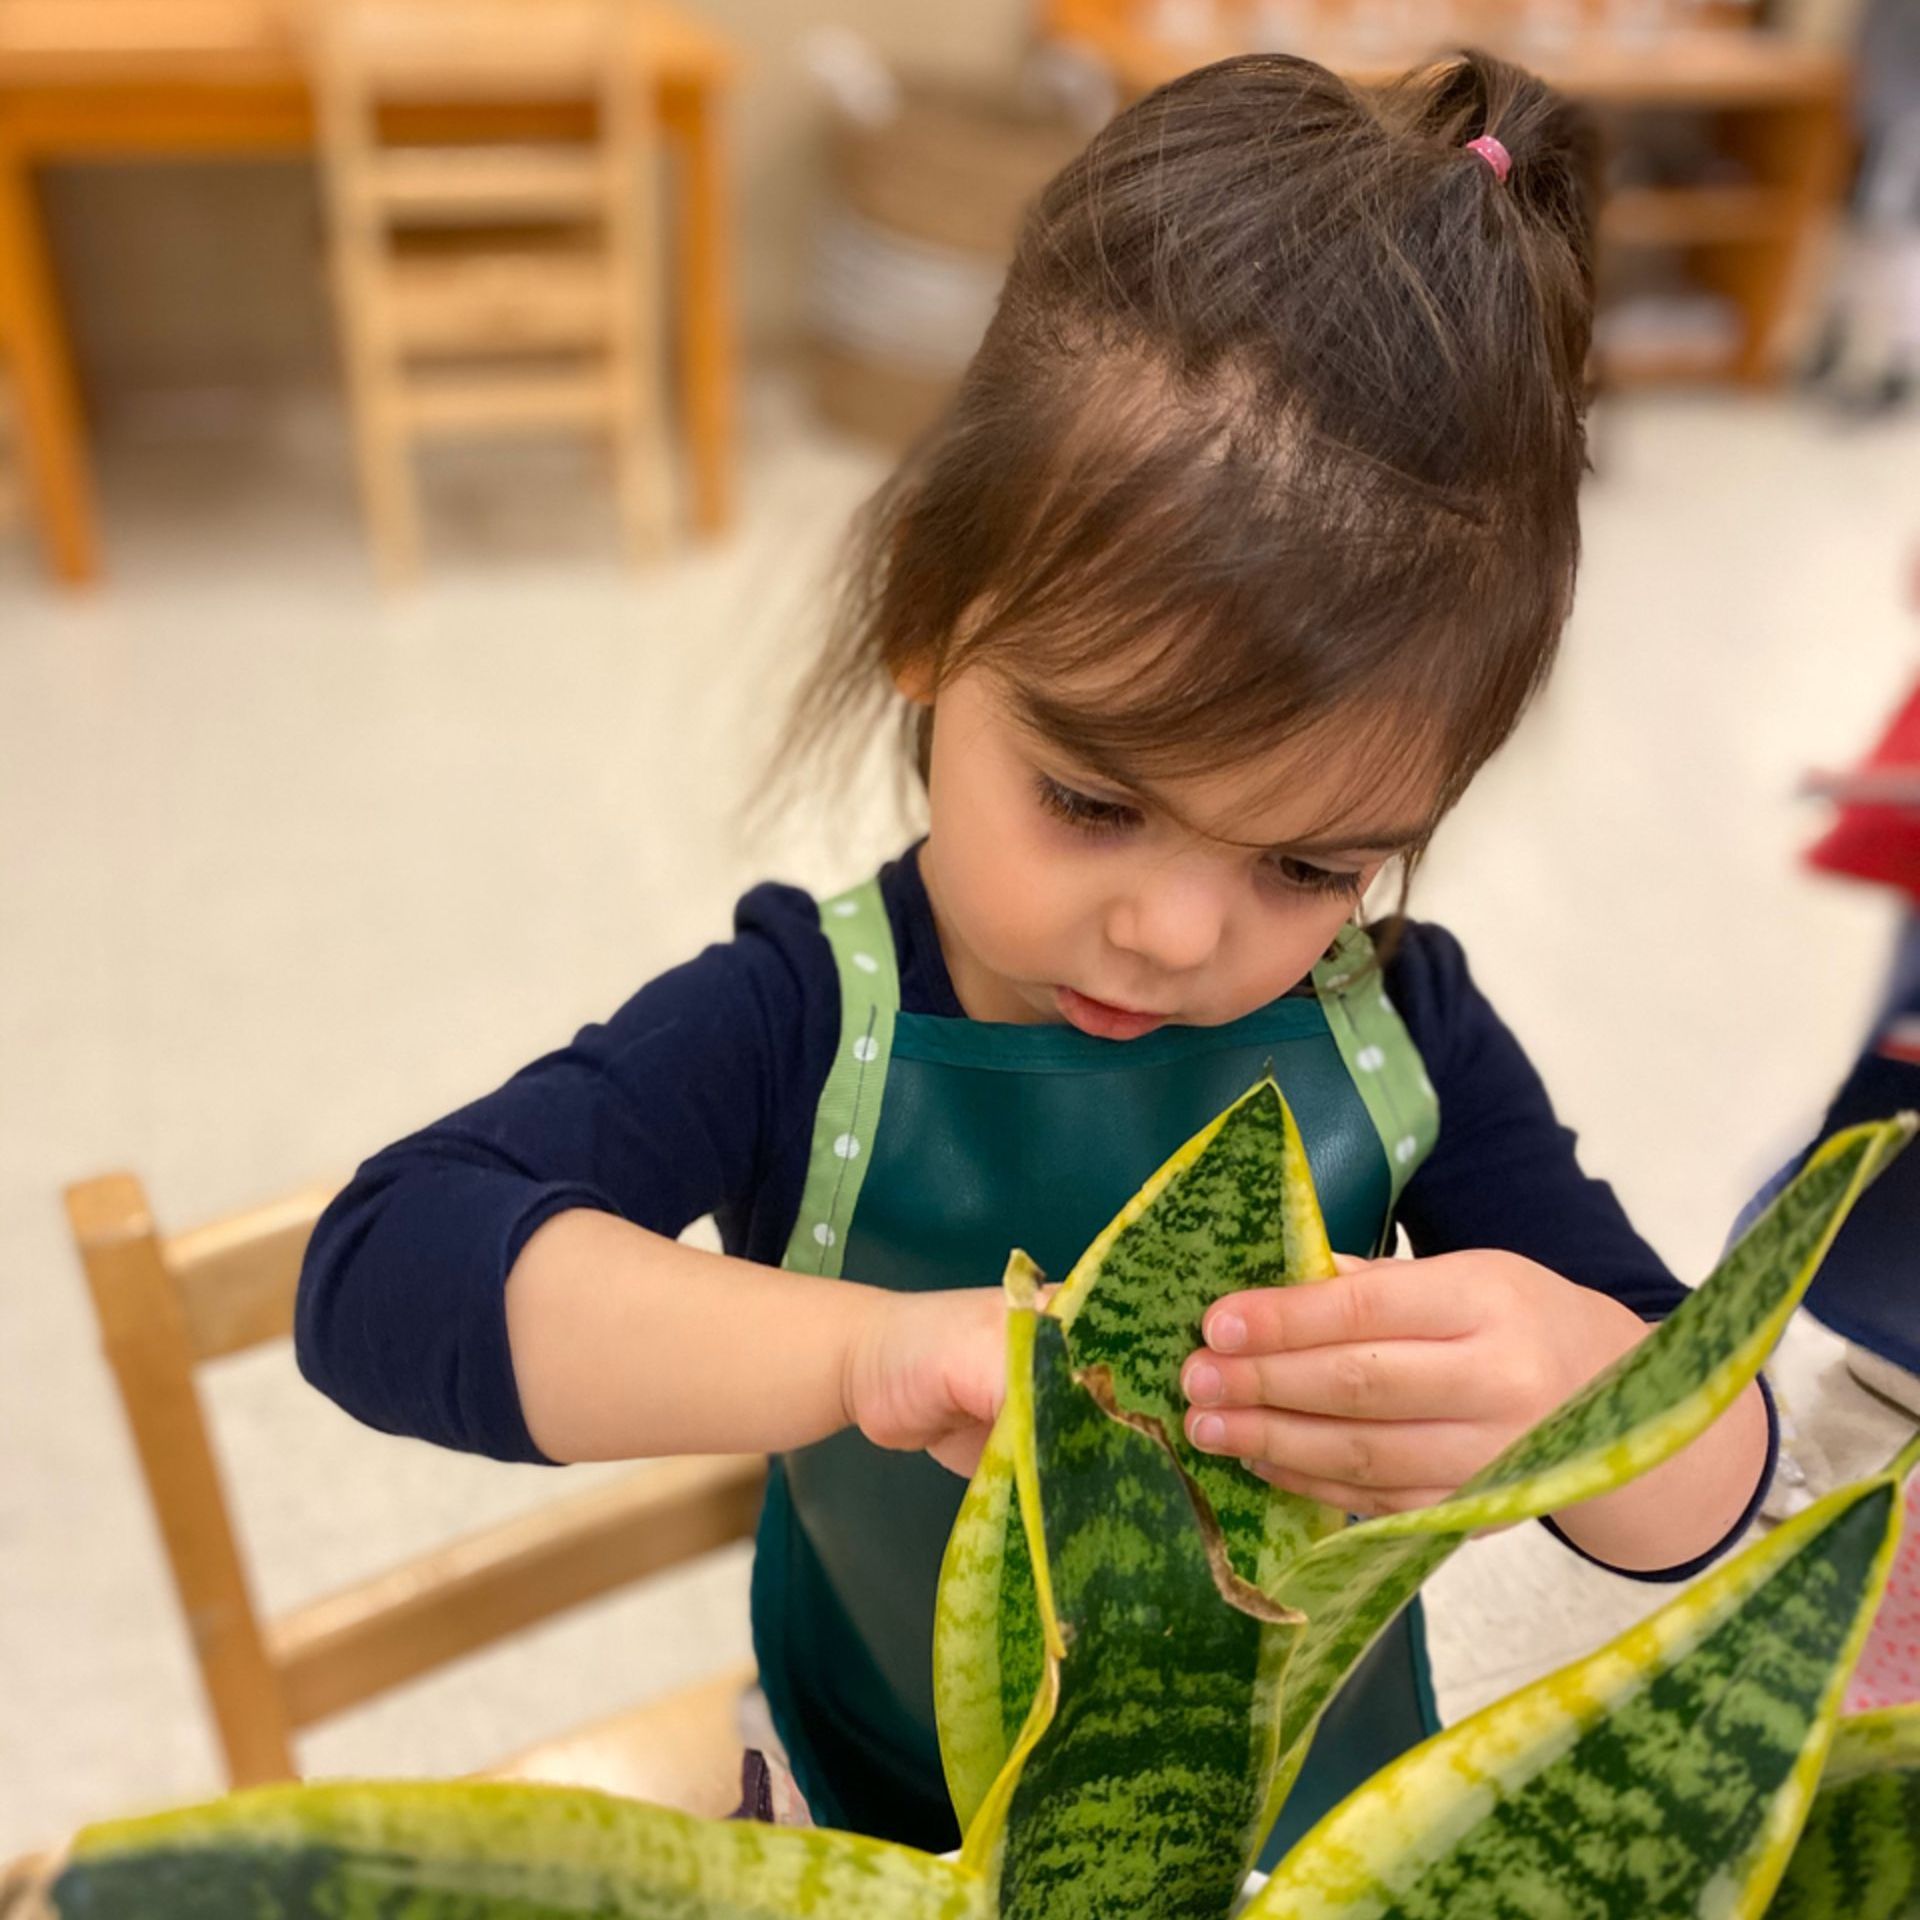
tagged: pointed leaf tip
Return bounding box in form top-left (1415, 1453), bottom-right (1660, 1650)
top-left (1003, 1251), bottom-right (1045, 1312)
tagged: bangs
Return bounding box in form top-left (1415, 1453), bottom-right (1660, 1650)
top-left (1007, 669), bottom-right (1454, 858)
top-left (934, 347), bottom-right (1571, 817)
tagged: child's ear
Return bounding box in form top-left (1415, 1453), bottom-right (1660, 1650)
top-left (890, 652), bottom-right (937, 707)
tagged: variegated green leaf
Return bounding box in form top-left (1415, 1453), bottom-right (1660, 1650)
top-left (973, 1310), bottom-right (1293, 1920)
top-left (935, 1260), bottom-right (1053, 1826)
top-left (50, 1779), bottom-right (989, 1920)
top-left (1056, 1077), bottom-right (1343, 1591)
top-left (936, 1081), bottom-right (1341, 1828)
top-left (1253, 1115), bottom-right (1913, 1840)
top-left (1247, 1465), bottom-right (1906, 1920)
top-left (1343, 1120), bottom-right (1913, 1545)
top-left (1769, 1706), bottom-right (1920, 1919)
top-left (936, 1416), bottom-right (1049, 1830)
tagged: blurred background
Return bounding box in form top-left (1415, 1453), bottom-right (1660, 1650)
top-left (3, 0), bottom-right (1918, 1875)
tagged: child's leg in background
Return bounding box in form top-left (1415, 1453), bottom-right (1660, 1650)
top-left (1883, 909), bottom-right (1920, 1019)
top-left (1856, 115), bottom-right (1920, 398)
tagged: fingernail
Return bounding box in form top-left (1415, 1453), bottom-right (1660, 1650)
top-left (1191, 1413), bottom-right (1226, 1449)
top-left (1207, 1312), bottom-right (1247, 1353)
top-left (1185, 1360), bottom-right (1223, 1405)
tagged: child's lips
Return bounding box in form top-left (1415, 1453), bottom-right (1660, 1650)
top-left (1056, 986), bottom-right (1169, 1042)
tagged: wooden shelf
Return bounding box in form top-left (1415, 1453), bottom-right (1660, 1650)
top-left (1039, 6), bottom-right (1849, 388)
top-left (1041, 13), bottom-right (1848, 111)
top-left (1602, 184), bottom-right (1794, 249)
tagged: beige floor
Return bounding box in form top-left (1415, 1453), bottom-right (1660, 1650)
top-left (1, 375), bottom-right (1917, 1862)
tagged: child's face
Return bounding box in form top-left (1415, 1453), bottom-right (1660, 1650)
top-left (917, 666), bottom-right (1438, 1038)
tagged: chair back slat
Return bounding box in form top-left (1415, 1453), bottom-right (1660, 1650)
top-left (167, 1181), bottom-right (334, 1360)
top-left (325, 0), bottom-right (630, 104)
top-left (269, 1454), bottom-right (766, 1725)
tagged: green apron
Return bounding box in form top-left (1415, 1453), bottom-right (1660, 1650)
top-left (748, 872), bottom-right (1441, 1862)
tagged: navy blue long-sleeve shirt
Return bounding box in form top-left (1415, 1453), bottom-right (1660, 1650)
top-left (297, 844), bottom-right (1775, 1578)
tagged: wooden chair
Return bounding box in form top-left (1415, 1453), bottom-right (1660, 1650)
top-left (64, 1171), bottom-right (766, 1811)
top-left (0, 365), bottom-right (22, 539)
top-left (0, 1851), bottom-right (56, 1920)
top-left (309, 0), bottom-right (675, 579)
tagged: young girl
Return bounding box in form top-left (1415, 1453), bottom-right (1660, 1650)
top-left (297, 48), bottom-right (1773, 1863)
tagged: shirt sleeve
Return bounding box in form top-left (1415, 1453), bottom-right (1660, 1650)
top-left (1384, 919), bottom-right (1777, 1579)
top-left (295, 883), bottom-right (833, 1463)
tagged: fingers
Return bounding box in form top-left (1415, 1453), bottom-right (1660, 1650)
top-left (1201, 1260), bottom-right (1478, 1355)
top-left (1181, 1340), bottom-right (1505, 1423)
top-left (1243, 1461), bottom-right (1457, 1519)
top-left (929, 1426), bottom-right (990, 1478)
top-left (1182, 1403), bottom-right (1498, 1494)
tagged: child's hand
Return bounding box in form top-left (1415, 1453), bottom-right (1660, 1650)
top-left (1179, 1251), bottom-right (1646, 1516)
top-left (841, 1286), bottom-right (1018, 1478)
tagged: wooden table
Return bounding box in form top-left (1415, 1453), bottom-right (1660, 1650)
top-left (0, 0), bottom-right (739, 585)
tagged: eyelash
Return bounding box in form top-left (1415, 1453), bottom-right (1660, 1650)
top-left (1032, 773), bottom-right (1366, 901)
top-left (1034, 772), bottom-right (1138, 836)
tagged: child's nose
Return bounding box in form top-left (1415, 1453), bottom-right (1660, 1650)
top-left (1108, 872), bottom-right (1228, 975)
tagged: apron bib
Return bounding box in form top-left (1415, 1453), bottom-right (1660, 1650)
top-left (749, 874), bottom-right (1440, 1860)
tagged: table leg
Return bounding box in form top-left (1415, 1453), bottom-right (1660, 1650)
top-left (0, 138), bottom-right (100, 585)
top-left (661, 79), bottom-right (733, 538)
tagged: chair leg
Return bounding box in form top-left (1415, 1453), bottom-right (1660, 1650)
top-left (350, 386), bottom-right (422, 585)
top-left (612, 407), bottom-right (674, 566)
top-left (0, 1848), bottom-right (57, 1920)
top-left (369, 421), bottom-right (422, 585)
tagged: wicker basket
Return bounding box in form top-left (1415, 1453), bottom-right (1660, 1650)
top-left (809, 77), bottom-right (1088, 451)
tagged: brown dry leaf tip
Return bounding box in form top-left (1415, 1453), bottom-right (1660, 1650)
top-left (1076, 1364), bottom-right (1307, 1627)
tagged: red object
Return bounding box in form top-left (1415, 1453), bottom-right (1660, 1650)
top-left (1806, 678), bottom-right (1920, 903)
top-left (1465, 134), bottom-right (1511, 182)
top-left (1848, 1475), bottom-right (1920, 1713)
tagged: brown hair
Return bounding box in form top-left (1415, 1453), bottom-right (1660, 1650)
top-left (780, 48), bottom-right (1602, 849)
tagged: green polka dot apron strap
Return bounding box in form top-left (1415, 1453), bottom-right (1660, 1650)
top-left (1310, 921), bottom-right (1442, 1251)
top-left (779, 879), bottom-right (899, 1275)
top-left (751, 883), bottom-right (1442, 1858)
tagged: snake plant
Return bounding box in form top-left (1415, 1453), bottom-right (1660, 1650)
top-left (51, 1083), bottom-right (1916, 1920)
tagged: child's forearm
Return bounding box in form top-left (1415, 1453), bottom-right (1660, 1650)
top-left (503, 1208), bottom-right (886, 1463)
top-left (1547, 1373), bottom-right (1771, 1573)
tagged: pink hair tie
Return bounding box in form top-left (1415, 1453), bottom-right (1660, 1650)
top-left (1465, 134), bottom-right (1511, 184)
